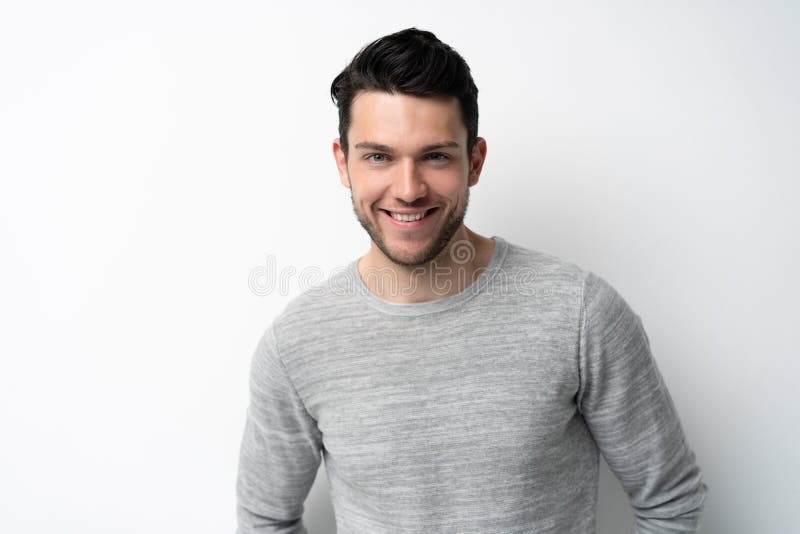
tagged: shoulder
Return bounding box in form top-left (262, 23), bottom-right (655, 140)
top-left (266, 262), bottom-right (366, 356)
top-left (493, 238), bottom-right (588, 302)
top-left (580, 270), bottom-right (644, 347)
top-left (490, 238), bottom-right (638, 326)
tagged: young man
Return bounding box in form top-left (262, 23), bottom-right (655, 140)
top-left (236, 28), bottom-right (707, 533)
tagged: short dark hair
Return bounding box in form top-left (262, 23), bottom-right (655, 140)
top-left (331, 28), bottom-right (479, 157)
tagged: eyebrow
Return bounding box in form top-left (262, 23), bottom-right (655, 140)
top-left (353, 142), bottom-right (394, 153)
top-left (353, 141), bottom-right (461, 153)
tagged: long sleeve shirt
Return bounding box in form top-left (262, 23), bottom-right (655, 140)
top-left (236, 236), bottom-right (708, 533)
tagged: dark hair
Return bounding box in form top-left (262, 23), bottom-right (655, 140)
top-left (330, 28), bottom-right (479, 156)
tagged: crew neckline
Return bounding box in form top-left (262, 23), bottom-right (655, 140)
top-left (348, 236), bottom-right (508, 316)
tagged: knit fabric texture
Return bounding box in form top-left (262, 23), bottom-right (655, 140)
top-left (236, 237), bottom-right (707, 533)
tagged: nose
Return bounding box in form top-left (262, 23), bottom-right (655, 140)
top-left (391, 158), bottom-right (427, 203)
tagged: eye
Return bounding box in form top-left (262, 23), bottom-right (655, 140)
top-left (424, 152), bottom-right (451, 162)
top-left (366, 153), bottom-right (388, 163)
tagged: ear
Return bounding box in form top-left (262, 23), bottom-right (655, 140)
top-left (468, 137), bottom-right (487, 187)
top-left (332, 138), bottom-right (350, 188)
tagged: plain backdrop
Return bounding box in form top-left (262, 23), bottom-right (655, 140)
top-left (1, 1), bottom-right (798, 533)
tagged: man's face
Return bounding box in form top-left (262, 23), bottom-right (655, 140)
top-left (333, 91), bottom-right (486, 267)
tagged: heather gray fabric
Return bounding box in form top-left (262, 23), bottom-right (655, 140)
top-left (236, 237), bottom-right (707, 533)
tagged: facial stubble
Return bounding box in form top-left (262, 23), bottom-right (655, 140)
top-left (350, 187), bottom-right (470, 268)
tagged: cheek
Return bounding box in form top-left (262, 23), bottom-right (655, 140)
top-left (350, 172), bottom-right (392, 198)
top-left (430, 174), bottom-right (470, 197)
top-left (349, 182), bottom-right (383, 208)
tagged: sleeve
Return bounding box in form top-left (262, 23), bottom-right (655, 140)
top-left (236, 324), bottom-right (323, 534)
top-left (577, 272), bottom-right (708, 533)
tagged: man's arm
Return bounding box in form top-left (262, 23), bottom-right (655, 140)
top-left (577, 272), bottom-right (708, 533)
top-left (236, 324), bottom-right (323, 534)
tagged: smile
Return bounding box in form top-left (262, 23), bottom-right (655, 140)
top-left (390, 210), bottom-right (428, 222)
top-left (381, 208), bottom-right (437, 225)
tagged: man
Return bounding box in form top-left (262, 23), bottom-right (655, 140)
top-left (237, 28), bottom-right (707, 533)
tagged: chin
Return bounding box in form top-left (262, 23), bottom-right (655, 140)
top-left (352, 193), bottom-right (469, 268)
top-left (377, 237), bottom-right (451, 267)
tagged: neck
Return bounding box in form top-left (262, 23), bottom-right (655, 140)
top-left (357, 226), bottom-right (496, 303)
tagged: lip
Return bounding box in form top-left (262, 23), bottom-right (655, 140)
top-left (381, 207), bottom-right (438, 228)
top-left (382, 208), bottom-right (435, 214)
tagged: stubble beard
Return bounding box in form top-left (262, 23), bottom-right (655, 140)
top-left (351, 188), bottom-right (470, 268)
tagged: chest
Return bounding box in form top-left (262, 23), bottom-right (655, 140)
top-left (299, 320), bottom-right (581, 482)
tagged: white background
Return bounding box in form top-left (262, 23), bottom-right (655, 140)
top-left (1, 1), bottom-right (797, 533)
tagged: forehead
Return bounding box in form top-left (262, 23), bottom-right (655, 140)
top-left (348, 91), bottom-right (466, 146)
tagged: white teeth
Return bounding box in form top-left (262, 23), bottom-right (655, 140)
top-left (390, 210), bottom-right (427, 222)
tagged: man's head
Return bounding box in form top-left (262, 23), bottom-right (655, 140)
top-left (331, 28), bottom-right (479, 158)
top-left (331, 29), bottom-right (486, 268)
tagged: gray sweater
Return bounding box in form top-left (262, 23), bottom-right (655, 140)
top-left (236, 237), bottom-right (707, 533)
